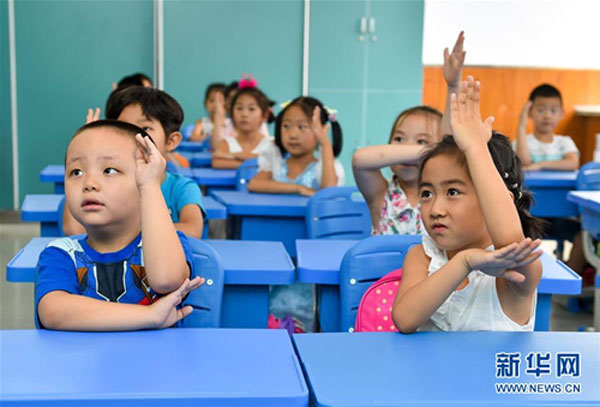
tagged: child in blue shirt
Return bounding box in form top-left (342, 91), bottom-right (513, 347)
top-left (37, 120), bottom-right (204, 331)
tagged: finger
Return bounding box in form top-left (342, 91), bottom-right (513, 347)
top-left (313, 106), bottom-right (321, 126)
top-left (176, 305), bottom-right (194, 322)
top-left (483, 116), bottom-right (495, 132)
top-left (458, 81), bottom-right (468, 116)
top-left (443, 47), bottom-right (450, 63)
top-left (450, 92), bottom-right (459, 120)
top-left (454, 31), bottom-right (464, 53)
top-left (93, 108), bottom-right (100, 121)
top-left (472, 80), bottom-right (481, 117)
top-left (516, 249), bottom-right (543, 268)
top-left (501, 270), bottom-right (526, 284)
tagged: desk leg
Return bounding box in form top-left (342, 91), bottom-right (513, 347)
top-left (41, 222), bottom-right (59, 237)
top-left (240, 216), bottom-right (306, 258)
top-left (318, 285), bottom-right (341, 332)
top-left (54, 183), bottom-right (64, 194)
top-left (534, 293), bottom-right (551, 331)
top-left (221, 285), bottom-right (269, 328)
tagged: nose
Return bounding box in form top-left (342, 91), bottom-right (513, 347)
top-left (82, 173), bottom-right (99, 192)
top-left (429, 196), bottom-right (446, 218)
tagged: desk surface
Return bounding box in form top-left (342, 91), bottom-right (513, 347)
top-left (192, 168), bottom-right (237, 186)
top-left (39, 164), bottom-right (64, 183)
top-left (523, 170), bottom-right (577, 188)
top-left (179, 151), bottom-right (212, 167)
top-left (296, 239), bottom-right (582, 294)
top-left (293, 331), bottom-right (599, 406)
top-left (210, 190), bottom-right (308, 216)
top-left (178, 140), bottom-right (208, 152)
top-left (568, 190), bottom-right (600, 211)
top-left (1, 328), bottom-right (308, 407)
top-left (8, 238), bottom-right (294, 285)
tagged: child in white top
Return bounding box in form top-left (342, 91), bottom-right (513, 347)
top-left (393, 76), bottom-right (545, 333)
top-left (248, 96), bottom-right (344, 197)
top-left (189, 83), bottom-right (235, 149)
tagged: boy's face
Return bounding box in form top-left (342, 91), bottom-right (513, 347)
top-left (65, 128), bottom-right (140, 233)
top-left (529, 96), bottom-right (563, 134)
top-left (118, 104), bottom-right (170, 155)
top-left (205, 90), bottom-right (225, 116)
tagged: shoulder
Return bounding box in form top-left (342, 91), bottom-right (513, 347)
top-left (403, 244), bottom-right (429, 272)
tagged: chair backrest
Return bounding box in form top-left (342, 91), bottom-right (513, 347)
top-left (306, 186), bottom-right (371, 240)
top-left (181, 238), bottom-right (225, 328)
top-left (235, 158), bottom-right (259, 191)
top-left (576, 161), bottom-right (600, 190)
top-left (58, 195), bottom-right (66, 237)
top-left (181, 124), bottom-right (194, 140)
top-left (339, 234), bottom-right (422, 332)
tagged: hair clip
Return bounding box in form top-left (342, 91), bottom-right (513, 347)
top-left (512, 183), bottom-right (519, 189)
top-left (325, 105), bottom-right (338, 122)
top-left (518, 191), bottom-right (523, 199)
top-left (280, 99), bottom-right (292, 109)
top-left (238, 74), bottom-right (258, 89)
top-left (503, 172), bottom-right (509, 179)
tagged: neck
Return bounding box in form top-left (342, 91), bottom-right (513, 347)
top-left (397, 177), bottom-right (420, 206)
top-left (85, 224), bottom-right (141, 253)
top-left (287, 151), bottom-right (316, 166)
top-left (533, 130), bottom-right (554, 141)
top-left (236, 128), bottom-right (262, 141)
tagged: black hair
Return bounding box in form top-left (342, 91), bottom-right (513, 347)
top-left (224, 81), bottom-right (239, 99)
top-left (204, 82), bottom-right (226, 102)
top-left (229, 87), bottom-right (274, 124)
top-left (418, 132), bottom-right (546, 239)
top-left (388, 105), bottom-right (442, 143)
top-left (274, 96), bottom-right (343, 158)
top-left (105, 86), bottom-right (184, 136)
top-left (117, 73), bottom-right (153, 88)
top-left (529, 83), bottom-right (562, 105)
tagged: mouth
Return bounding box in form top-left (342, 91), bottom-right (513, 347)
top-left (431, 223), bottom-right (447, 233)
top-left (81, 199), bottom-right (104, 211)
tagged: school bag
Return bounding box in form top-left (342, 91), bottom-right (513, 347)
top-left (354, 268), bottom-right (402, 332)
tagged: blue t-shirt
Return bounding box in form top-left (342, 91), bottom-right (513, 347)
top-left (35, 231), bottom-right (195, 328)
top-left (161, 171), bottom-right (205, 222)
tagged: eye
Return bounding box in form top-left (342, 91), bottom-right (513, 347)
top-left (69, 169), bottom-right (82, 177)
top-left (392, 136), bottom-right (404, 143)
top-left (299, 124), bottom-right (308, 131)
top-left (420, 190), bottom-right (432, 199)
top-left (282, 123), bottom-right (290, 130)
top-left (447, 188), bottom-right (460, 197)
top-left (417, 139), bottom-right (429, 145)
top-left (104, 168), bottom-right (118, 175)
top-left (142, 126), bottom-right (152, 132)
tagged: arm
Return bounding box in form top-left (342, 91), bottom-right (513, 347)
top-left (188, 119), bottom-right (206, 142)
top-left (309, 107), bottom-right (338, 188)
top-left (440, 31), bottom-right (466, 136)
top-left (210, 104), bottom-right (226, 151)
top-left (526, 152), bottom-right (579, 171)
top-left (174, 204), bottom-right (204, 239)
top-left (135, 135), bottom-right (189, 293)
top-left (515, 101), bottom-right (533, 165)
top-left (248, 170), bottom-right (315, 196)
top-left (62, 205), bottom-right (86, 236)
top-left (232, 151), bottom-right (259, 161)
top-left (211, 139), bottom-right (242, 169)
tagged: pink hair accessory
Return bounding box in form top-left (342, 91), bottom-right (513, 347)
top-left (239, 74), bottom-right (258, 89)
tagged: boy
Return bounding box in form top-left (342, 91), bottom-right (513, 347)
top-left (37, 120), bottom-right (204, 330)
top-left (514, 84), bottom-right (579, 170)
top-left (65, 87), bottom-right (205, 238)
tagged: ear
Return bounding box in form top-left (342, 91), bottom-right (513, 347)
top-left (165, 131), bottom-right (182, 152)
top-left (508, 190), bottom-right (515, 201)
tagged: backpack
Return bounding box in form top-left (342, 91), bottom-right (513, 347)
top-left (354, 268), bottom-right (402, 332)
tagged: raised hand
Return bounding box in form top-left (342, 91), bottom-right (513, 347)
top-left (463, 238), bottom-right (542, 283)
top-left (450, 76), bottom-right (495, 154)
top-left (135, 133), bottom-right (166, 190)
top-left (518, 100), bottom-right (532, 129)
top-left (147, 277), bottom-right (205, 329)
top-left (311, 106), bottom-right (331, 146)
top-left (443, 31), bottom-right (466, 87)
top-left (86, 108), bottom-right (101, 124)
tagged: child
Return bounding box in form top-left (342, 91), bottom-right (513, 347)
top-left (393, 77), bottom-right (545, 333)
top-left (87, 73), bottom-right (154, 122)
top-left (515, 84), bottom-right (579, 170)
top-left (352, 32), bottom-right (465, 234)
top-left (64, 87), bottom-right (205, 238)
top-left (189, 83), bottom-right (235, 146)
top-left (211, 87), bottom-right (273, 169)
top-left (248, 96), bottom-right (344, 196)
top-left (37, 120), bottom-right (204, 331)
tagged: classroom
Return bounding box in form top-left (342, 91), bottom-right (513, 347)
top-left (1, 0), bottom-right (599, 405)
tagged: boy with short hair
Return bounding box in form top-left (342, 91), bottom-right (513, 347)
top-left (514, 84), bottom-right (579, 170)
top-left (37, 120), bottom-right (204, 331)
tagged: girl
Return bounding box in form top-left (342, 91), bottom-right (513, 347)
top-left (392, 77), bottom-right (545, 333)
top-left (211, 87), bottom-right (273, 169)
top-left (248, 96), bottom-right (344, 197)
top-left (189, 83), bottom-right (235, 148)
top-left (353, 31), bottom-right (466, 235)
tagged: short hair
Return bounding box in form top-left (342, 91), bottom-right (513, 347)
top-left (205, 82), bottom-right (226, 102)
top-left (388, 106), bottom-right (442, 143)
top-left (529, 84), bottom-right (562, 104)
top-left (117, 73), bottom-right (153, 88)
top-left (229, 87), bottom-right (272, 119)
top-left (105, 87), bottom-right (184, 136)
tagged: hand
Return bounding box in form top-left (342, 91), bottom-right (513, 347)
top-left (212, 151), bottom-right (234, 160)
top-left (463, 238), bottom-right (542, 284)
top-left (518, 101), bottom-right (532, 129)
top-left (310, 106), bottom-right (331, 146)
top-left (86, 108), bottom-right (101, 124)
top-left (298, 185), bottom-right (316, 197)
top-left (135, 133), bottom-right (166, 189)
top-left (450, 76), bottom-right (495, 154)
top-left (214, 103), bottom-right (226, 127)
top-left (443, 31), bottom-right (466, 87)
top-left (147, 277), bottom-right (205, 329)
top-left (524, 162), bottom-right (543, 171)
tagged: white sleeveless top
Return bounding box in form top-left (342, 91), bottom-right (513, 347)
top-left (418, 235), bottom-right (536, 332)
top-left (224, 135), bottom-right (272, 155)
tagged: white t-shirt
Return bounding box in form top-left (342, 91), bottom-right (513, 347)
top-left (513, 134), bottom-right (579, 163)
top-left (418, 235), bottom-right (536, 332)
top-left (258, 140), bottom-right (345, 189)
top-left (223, 135), bottom-right (273, 155)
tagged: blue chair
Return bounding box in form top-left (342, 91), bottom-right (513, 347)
top-left (182, 238), bottom-right (225, 327)
top-left (306, 186), bottom-right (371, 240)
top-left (576, 161), bottom-right (600, 191)
top-left (235, 158), bottom-right (258, 191)
top-left (339, 234), bottom-right (422, 332)
top-left (57, 195), bottom-right (66, 237)
top-left (181, 124), bottom-right (195, 140)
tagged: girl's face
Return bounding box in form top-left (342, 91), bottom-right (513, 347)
top-left (390, 113), bottom-right (439, 182)
top-left (419, 153), bottom-right (491, 255)
top-left (280, 105), bottom-right (318, 157)
top-left (232, 94), bottom-right (265, 135)
top-left (205, 90), bottom-right (225, 116)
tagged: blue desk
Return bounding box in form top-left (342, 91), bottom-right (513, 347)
top-left (524, 170), bottom-right (578, 218)
top-left (21, 194), bottom-right (226, 238)
top-left (211, 190), bottom-right (309, 256)
top-left (192, 168), bottom-right (237, 188)
top-left (179, 151), bottom-right (212, 167)
top-left (39, 164), bottom-right (65, 193)
top-left (7, 238), bottom-right (294, 328)
top-left (293, 331), bottom-right (599, 406)
top-left (178, 140), bottom-right (209, 152)
top-left (1, 328), bottom-right (308, 407)
top-left (296, 239), bottom-right (582, 332)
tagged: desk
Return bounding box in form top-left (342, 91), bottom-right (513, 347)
top-left (524, 170), bottom-right (578, 218)
top-left (293, 331), bottom-right (599, 406)
top-left (39, 164), bottom-right (65, 193)
top-left (296, 239), bottom-right (582, 332)
top-left (211, 190), bottom-right (309, 256)
top-left (178, 140), bottom-right (209, 152)
top-left (179, 151), bottom-right (212, 167)
top-left (1, 328), bottom-right (308, 407)
top-left (192, 168), bottom-right (236, 188)
top-left (21, 194), bottom-right (226, 238)
top-left (8, 238), bottom-right (294, 328)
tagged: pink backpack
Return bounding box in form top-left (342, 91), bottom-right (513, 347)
top-left (354, 268), bottom-right (402, 332)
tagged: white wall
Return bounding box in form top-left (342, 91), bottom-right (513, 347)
top-left (423, 0), bottom-right (600, 69)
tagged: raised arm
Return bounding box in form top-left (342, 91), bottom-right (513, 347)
top-left (515, 101), bottom-right (532, 165)
top-left (440, 31), bottom-right (466, 137)
top-left (311, 106), bottom-right (338, 188)
top-left (189, 119), bottom-right (206, 142)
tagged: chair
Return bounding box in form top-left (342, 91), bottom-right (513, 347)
top-left (181, 124), bottom-right (194, 140)
top-left (306, 186), bottom-right (371, 240)
top-left (57, 195), bottom-right (66, 237)
top-left (339, 234), bottom-right (422, 332)
top-left (235, 158), bottom-right (258, 191)
top-left (576, 161), bottom-right (600, 191)
top-left (180, 238), bottom-right (225, 328)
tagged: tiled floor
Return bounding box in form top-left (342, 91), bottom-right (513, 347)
top-left (0, 215), bottom-right (594, 331)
